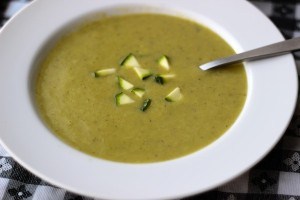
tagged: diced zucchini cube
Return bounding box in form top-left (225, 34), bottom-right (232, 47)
top-left (165, 87), bottom-right (183, 102)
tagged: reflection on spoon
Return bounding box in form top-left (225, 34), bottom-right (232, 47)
top-left (199, 37), bottom-right (300, 70)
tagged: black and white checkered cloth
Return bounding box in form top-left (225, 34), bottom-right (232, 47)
top-left (1, 0), bottom-right (300, 199)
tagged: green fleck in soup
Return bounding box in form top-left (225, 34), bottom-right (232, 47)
top-left (35, 14), bottom-right (247, 163)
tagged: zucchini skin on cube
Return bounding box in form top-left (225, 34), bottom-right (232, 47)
top-left (115, 92), bottom-right (135, 106)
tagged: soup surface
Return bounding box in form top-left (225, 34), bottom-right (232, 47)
top-left (35, 14), bottom-right (247, 163)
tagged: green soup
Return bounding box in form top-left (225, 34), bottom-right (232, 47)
top-left (35, 14), bottom-right (247, 163)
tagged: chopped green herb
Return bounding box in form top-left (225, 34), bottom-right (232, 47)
top-left (154, 75), bottom-right (164, 85)
top-left (140, 99), bottom-right (152, 112)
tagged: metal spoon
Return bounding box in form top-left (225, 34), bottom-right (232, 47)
top-left (199, 37), bottom-right (300, 70)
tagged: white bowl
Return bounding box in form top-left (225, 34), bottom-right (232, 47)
top-left (0, 0), bottom-right (297, 199)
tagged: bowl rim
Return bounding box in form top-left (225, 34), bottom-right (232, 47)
top-left (0, 0), bottom-right (298, 199)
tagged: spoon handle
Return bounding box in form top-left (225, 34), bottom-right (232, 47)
top-left (200, 37), bottom-right (300, 70)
